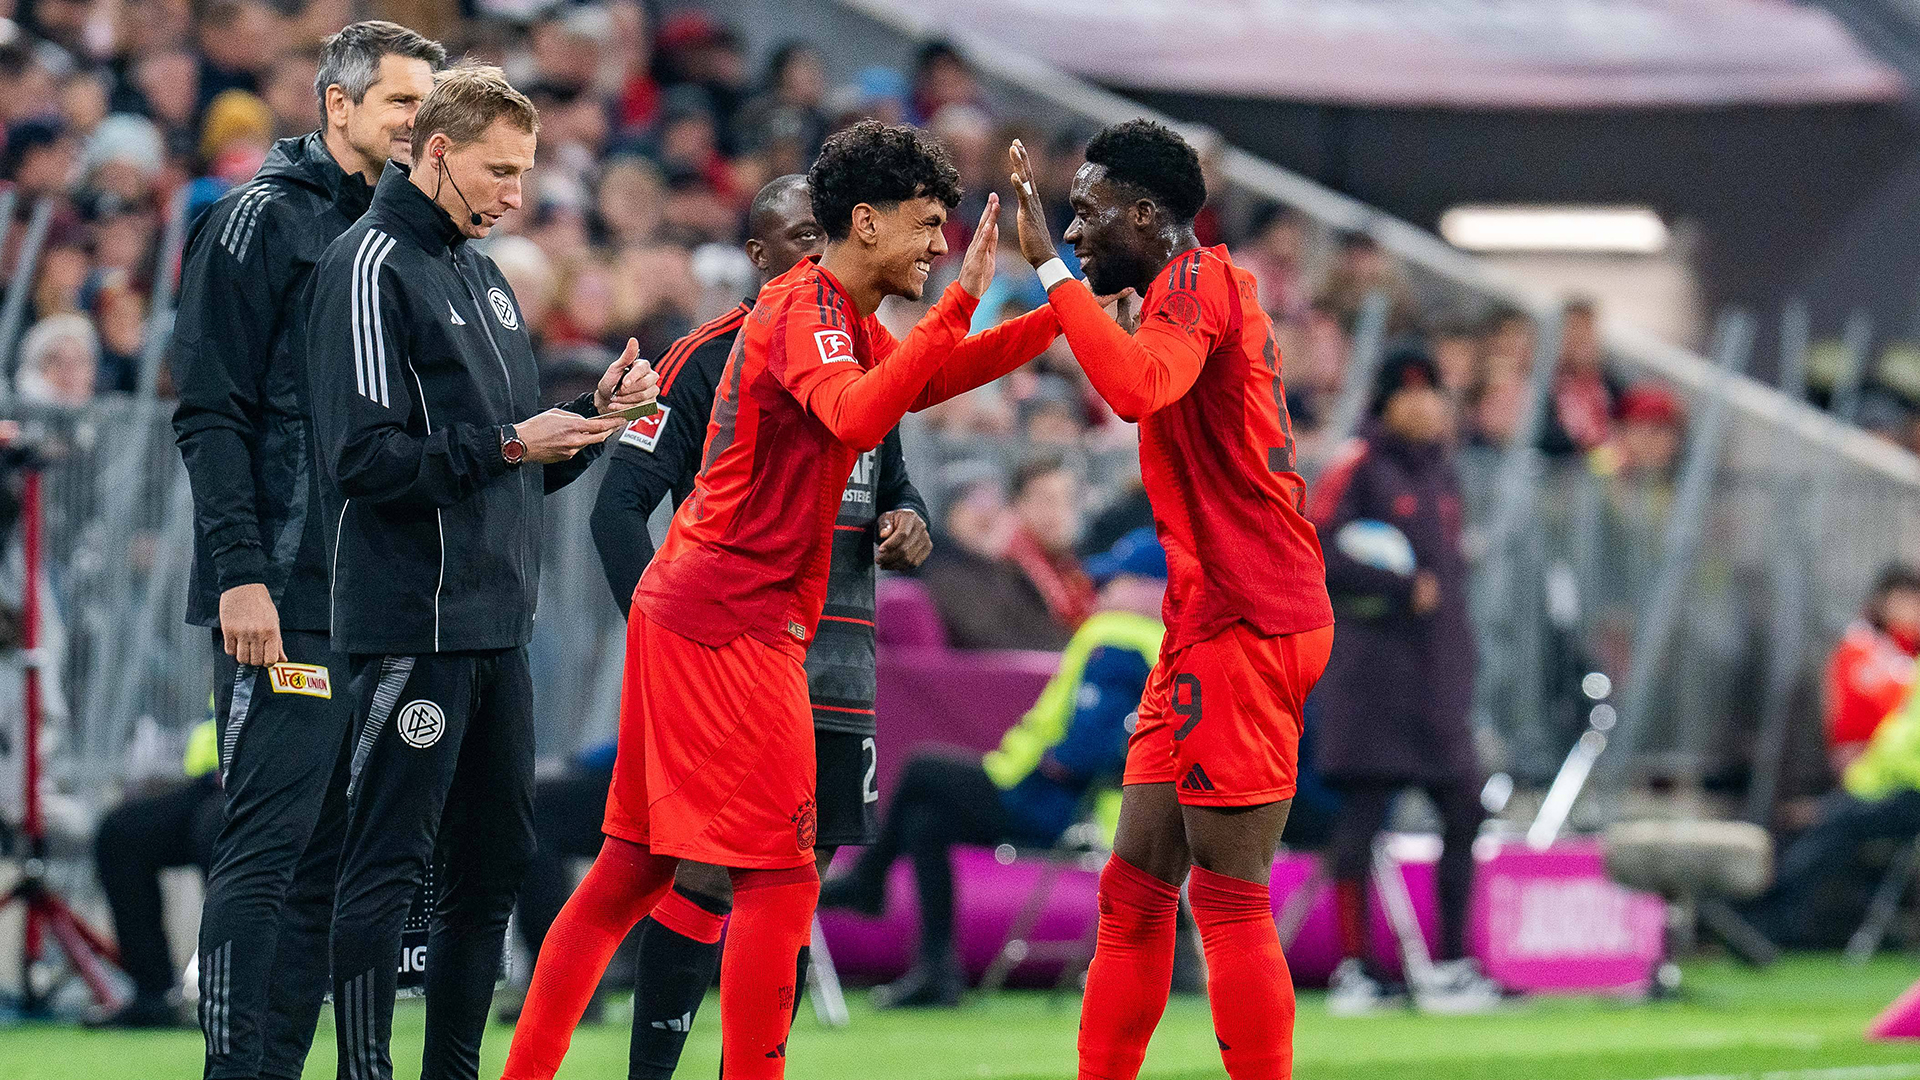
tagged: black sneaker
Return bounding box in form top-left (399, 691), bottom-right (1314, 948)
top-left (870, 960), bottom-right (963, 1009)
top-left (817, 873), bottom-right (886, 918)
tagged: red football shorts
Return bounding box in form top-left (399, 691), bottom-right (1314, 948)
top-left (1125, 622), bottom-right (1334, 806)
top-left (603, 608), bottom-right (818, 870)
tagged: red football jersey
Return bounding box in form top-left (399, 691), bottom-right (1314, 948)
top-left (636, 257), bottom-right (1058, 656)
top-left (1048, 245), bottom-right (1332, 650)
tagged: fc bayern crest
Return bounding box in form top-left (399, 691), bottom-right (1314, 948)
top-left (396, 699), bottom-right (446, 749)
top-left (487, 287), bottom-right (519, 330)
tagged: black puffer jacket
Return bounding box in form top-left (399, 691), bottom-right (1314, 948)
top-left (172, 133), bottom-right (374, 632)
top-left (309, 164), bottom-right (603, 656)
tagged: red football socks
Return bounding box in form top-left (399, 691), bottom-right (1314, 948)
top-left (1077, 855), bottom-right (1181, 1080)
top-left (718, 864), bottom-right (820, 1079)
top-left (1189, 866), bottom-right (1295, 1080)
top-left (500, 837), bottom-right (677, 1080)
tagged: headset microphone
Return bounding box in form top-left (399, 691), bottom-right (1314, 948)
top-left (435, 148), bottom-right (484, 227)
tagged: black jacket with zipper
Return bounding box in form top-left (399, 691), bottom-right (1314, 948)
top-left (172, 133), bottom-right (374, 632)
top-left (309, 163), bottom-right (603, 656)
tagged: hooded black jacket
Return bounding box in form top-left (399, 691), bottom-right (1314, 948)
top-left (172, 133), bottom-right (374, 632)
top-left (309, 164), bottom-right (604, 656)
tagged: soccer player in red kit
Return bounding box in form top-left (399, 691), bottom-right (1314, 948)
top-left (499, 121), bottom-right (1062, 1080)
top-left (1009, 121), bottom-right (1335, 1080)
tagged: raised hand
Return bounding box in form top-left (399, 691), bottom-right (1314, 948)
top-left (1008, 139), bottom-right (1058, 269)
top-left (957, 192), bottom-right (1000, 298)
top-left (596, 337), bottom-right (660, 416)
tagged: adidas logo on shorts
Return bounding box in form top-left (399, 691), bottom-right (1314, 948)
top-left (1179, 763), bottom-right (1216, 793)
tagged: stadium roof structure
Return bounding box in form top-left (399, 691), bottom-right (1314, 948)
top-left (859, 0), bottom-right (1904, 109)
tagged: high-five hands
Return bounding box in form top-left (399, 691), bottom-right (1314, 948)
top-left (957, 192), bottom-right (1000, 299)
top-left (1008, 140), bottom-right (1059, 269)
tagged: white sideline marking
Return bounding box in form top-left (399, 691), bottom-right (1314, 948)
top-left (1640, 1065), bottom-right (1920, 1080)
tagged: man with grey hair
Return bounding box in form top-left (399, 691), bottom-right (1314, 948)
top-left (169, 19), bottom-right (443, 1076)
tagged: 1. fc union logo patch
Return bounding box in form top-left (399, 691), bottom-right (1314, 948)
top-left (793, 798), bottom-right (817, 851)
top-left (267, 663), bottom-right (331, 699)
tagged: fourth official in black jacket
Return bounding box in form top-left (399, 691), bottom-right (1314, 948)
top-left (305, 67), bottom-right (656, 1080)
top-left (169, 21), bottom-right (445, 1076)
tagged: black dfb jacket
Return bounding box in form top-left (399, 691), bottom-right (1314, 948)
top-left (310, 164), bottom-right (604, 656)
top-left (172, 134), bottom-right (374, 632)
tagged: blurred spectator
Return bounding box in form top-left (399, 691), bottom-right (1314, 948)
top-left (1478, 305), bottom-right (1536, 383)
top-left (1236, 203), bottom-right (1308, 325)
top-left (918, 461), bottom-right (1070, 650)
top-left (1308, 345), bottom-right (1497, 1014)
top-left (130, 49), bottom-right (200, 138)
top-left (195, 0), bottom-right (278, 117)
top-left (1428, 316), bottom-right (1479, 397)
top-left (1464, 365), bottom-right (1528, 450)
top-left (198, 88), bottom-right (273, 182)
top-left (1019, 374), bottom-right (1088, 447)
top-left (736, 40), bottom-right (829, 176)
top-left (1585, 383), bottom-right (1688, 676)
top-left (654, 10), bottom-right (748, 151)
top-left (908, 40), bottom-right (982, 125)
top-left (1542, 296), bottom-right (1621, 456)
top-left (1003, 455), bottom-right (1095, 630)
top-left (1322, 230), bottom-right (1418, 336)
top-left (61, 69), bottom-right (111, 139)
top-left (1747, 662), bottom-right (1920, 949)
top-left (1593, 383), bottom-right (1685, 482)
top-left (5, 117), bottom-right (79, 197)
top-left (827, 66), bottom-right (908, 130)
top-left (262, 46), bottom-right (322, 138)
top-left (91, 276), bottom-right (147, 394)
top-left (821, 529), bottom-right (1167, 1008)
top-left (88, 719), bottom-right (222, 1028)
top-left (1826, 566), bottom-right (1920, 776)
top-left (17, 312), bottom-right (99, 405)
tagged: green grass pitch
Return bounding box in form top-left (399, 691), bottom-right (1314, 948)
top-left (3, 956), bottom-right (1919, 1079)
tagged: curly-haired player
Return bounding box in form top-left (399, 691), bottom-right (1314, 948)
top-left (499, 121), bottom-right (1064, 1080)
top-left (1010, 120), bottom-right (1335, 1080)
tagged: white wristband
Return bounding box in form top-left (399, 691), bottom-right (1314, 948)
top-left (1036, 257), bottom-right (1074, 292)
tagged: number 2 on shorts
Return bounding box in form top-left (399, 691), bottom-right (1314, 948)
top-left (1172, 673), bottom-right (1203, 740)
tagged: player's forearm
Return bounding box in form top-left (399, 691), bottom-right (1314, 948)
top-left (590, 471), bottom-right (659, 616)
top-left (1045, 279), bottom-right (1188, 422)
top-left (912, 307), bottom-right (1061, 409)
top-left (810, 283), bottom-right (979, 450)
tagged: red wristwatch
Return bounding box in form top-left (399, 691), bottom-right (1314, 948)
top-left (499, 425), bottom-right (526, 467)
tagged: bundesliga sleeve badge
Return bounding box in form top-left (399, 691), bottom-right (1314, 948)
top-left (620, 404), bottom-right (672, 452)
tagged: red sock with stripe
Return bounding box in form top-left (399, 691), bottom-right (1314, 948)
top-left (1077, 855), bottom-right (1181, 1080)
top-left (1188, 866), bottom-right (1294, 1080)
top-left (718, 864), bottom-right (820, 1079)
top-left (501, 837), bottom-right (677, 1079)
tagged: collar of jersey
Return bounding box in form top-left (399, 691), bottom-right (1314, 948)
top-left (298, 132), bottom-right (374, 217)
top-left (368, 161), bottom-right (468, 254)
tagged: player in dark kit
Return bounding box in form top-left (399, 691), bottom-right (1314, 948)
top-left (1010, 122), bottom-right (1335, 1080)
top-left (500, 121), bottom-right (1062, 1080)
top-left (589, 174), bottom-right (931, 1078)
